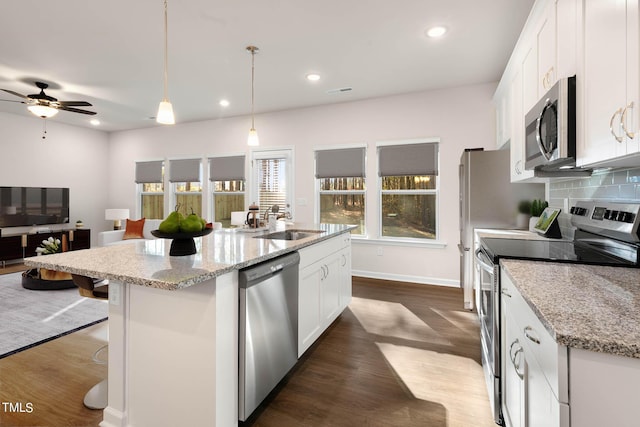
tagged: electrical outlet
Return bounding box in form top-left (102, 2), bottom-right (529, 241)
top-left (376, 247), bottom-right (383, 256)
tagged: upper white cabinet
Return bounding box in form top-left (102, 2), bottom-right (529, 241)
top-left (579, 0), bottom-right (640, 167)
top-left (510, 69), bottom-right (536, 181)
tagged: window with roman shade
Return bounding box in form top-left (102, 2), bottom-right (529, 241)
top-left (315, 146), bottom-right (366, 235)
top-left (136, 160), bottom-right (164, 220)
top-left (169, 158), bottom-right (203, 217)
top-left (377, 141), bottom-right (439, 240)
top-left (209, 155), bottom-right (246, 227)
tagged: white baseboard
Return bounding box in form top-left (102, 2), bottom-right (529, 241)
top-left (351, 269), bottom-right (460, 288)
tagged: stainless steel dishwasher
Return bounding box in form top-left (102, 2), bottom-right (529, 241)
top-left (238, 251), bottom-right (299, 421)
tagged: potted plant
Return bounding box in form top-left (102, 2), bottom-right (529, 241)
top-left (517, 200), bottom-right (531, 229)
top-left (529, 199), bottom-right (549, 231)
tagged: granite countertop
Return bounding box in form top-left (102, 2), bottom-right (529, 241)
top-left (501, 259), bottom-right (640, 358)
top-left (24, 223), bottom-right (353, 291)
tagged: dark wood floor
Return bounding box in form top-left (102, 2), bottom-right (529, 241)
top-left (0, 273), bottom-right (493, 427)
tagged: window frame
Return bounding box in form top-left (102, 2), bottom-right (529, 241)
top-left (135, 160), bottom-right (165, 220)
top-left (250, 148), bottom-right (294, 219)
top-left (168, 158), bottom-right (203, 217)
top-left (209, 154), bottom-right (247, 227)
top-left (376, 138), bottom-right (441, 243)
top-left (314, 144), bottom-right (367, 236)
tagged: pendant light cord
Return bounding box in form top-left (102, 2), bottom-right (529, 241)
top-left (163, 0), bottom-right (169, 101)
top-left (250, 47), bottom-right (256, 129)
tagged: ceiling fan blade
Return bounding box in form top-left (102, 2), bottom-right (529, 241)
top-left (58, 100), bottom-right (92, 107)
top-left (0, 98), bottom-right (25, 103)
top-left (58, 106), bottom-right (97, 115)
top-left (1, 89), bottom-right (28, 99)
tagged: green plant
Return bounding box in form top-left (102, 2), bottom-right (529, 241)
top-left (530, 199), bottom-right (548, 217)
top-left (518, 200), bottom-right (532, 215)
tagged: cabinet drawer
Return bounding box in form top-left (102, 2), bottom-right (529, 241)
top-left (501, 271), bottom-right (568, 403)
top-left (298, 233), bottom-right (350, 269)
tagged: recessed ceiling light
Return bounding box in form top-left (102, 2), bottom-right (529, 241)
top-left (219, 99), bottom-right (230, 107)
top-left (90, 119), bottom-right (100, 126)
top-left (306, 73), bottom-right (321, 82)
top-left (426, 26), bottom-right (447, 38)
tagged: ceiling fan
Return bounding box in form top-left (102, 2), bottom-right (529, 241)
top-left (0, 81), bottom-right (96, 118)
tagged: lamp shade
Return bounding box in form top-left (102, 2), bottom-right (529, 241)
top-left (27, 105), bottom-right (59, 118)
top-left (247, 128), bottom-right (259, 146)
top-left (157, 100), bottom-right (175, 125)
top-left (105, 209), bottom-right (130, 220)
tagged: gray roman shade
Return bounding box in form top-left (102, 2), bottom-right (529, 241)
top-left (169, 158), bottom-right (202, 183)
top-left (315, 147), bottom-right (366, 178)
top-left (378, 143), bottom-right (438, 176)
top-left (135, 161), bottom-right (163, 183)
top-left (209, 155), bottom-right (245, 181)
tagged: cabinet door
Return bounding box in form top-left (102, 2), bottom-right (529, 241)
top-left (522, 45), bottom-right (539, 114)
top-left (510, 69), bottom-right (535, 181)
top-left (338, 247), bottom-right (352, 310)
top-left (537, 0), bottom-right (557, 94)
top-left (298, 262), bottom-right (323, 357)
top-left (321, 254), bottom-right (342, 325)
top-left (0, 235), bottom-right (24, 261)
top-left (580, 0), bottom-right (631, 165)
top-left (502, 307), bottom-right (526, 427)
top-left (526, 342), bottom-right (562, 427)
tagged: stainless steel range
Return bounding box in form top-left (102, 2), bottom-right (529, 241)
top-left (475, 201), bottom-right (640, 425)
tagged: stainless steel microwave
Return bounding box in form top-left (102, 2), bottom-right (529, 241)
top-left (524, 76), bottom-right (576, 170)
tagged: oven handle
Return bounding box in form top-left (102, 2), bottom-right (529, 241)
top-left (474, 247), bottom-right (494, 273)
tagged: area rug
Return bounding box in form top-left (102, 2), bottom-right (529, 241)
top-left (0, 272), bottom-right (108, 358)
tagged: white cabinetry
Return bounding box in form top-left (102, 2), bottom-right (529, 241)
top-left (510, 68), bottom-right (536, 181)
top-left (500, 270), bottom-right (570, 427)
top-left (579, 0), bottom-right (640, 166)
top-left (298, 233), bottom-right (351, 357)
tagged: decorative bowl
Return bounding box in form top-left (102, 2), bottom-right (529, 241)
top-left (150, 228), bottom-right (214, 256)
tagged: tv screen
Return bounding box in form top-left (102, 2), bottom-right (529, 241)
top-left (0, 186), bottom-right (70, 227)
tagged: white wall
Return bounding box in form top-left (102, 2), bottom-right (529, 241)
top-left (0, 112), bottom-right (110, 247)
top-left (108, 82), bottom-right (498, 286)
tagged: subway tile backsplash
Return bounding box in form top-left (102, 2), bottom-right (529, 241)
top-left (548, 167), bottom-right (640, 238)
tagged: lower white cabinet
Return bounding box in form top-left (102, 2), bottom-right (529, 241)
top-left (501, 270), bottom-right (569, 427)
top-left (298, 233), bottom-right (351, 357)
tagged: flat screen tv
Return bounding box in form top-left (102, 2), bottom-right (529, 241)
top-left (0, 186), bottom-right (70, 228)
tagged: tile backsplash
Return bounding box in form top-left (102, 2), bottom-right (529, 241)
top-left (548, 167), bottom-right (640, 238)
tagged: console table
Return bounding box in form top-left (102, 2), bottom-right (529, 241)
top-left (0, 229), bottom-right (90, 267)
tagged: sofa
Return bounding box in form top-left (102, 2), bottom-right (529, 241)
top-left (98, 219), bottom-right (162, 247)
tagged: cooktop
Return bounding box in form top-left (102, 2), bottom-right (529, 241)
top-left (480, 236), bottom-right (639, 267)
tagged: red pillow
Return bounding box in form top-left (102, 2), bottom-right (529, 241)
top-left (123, 218), bottom-right (145, 240)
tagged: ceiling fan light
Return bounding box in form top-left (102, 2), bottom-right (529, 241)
top-left (27, 104), bottom-right (58, 118)
top-left (247, 128), bottom-right (259, 146)
top-left (156, 100), bottom-right (175, 125)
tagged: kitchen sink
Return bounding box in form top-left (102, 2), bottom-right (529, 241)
top-left (254, 229), bottom-right (324, 241)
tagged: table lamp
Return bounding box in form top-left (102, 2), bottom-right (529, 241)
top-left (105, 209), bottom-right (130, 230)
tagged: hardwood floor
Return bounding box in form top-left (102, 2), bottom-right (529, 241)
top-left (0, 274), bottom-right (494, 427)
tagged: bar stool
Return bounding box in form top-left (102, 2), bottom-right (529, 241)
top-left (71, 274), bottom-right (109, 410)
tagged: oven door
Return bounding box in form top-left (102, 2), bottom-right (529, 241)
top-left (475, 246), bottom-right (502, 424)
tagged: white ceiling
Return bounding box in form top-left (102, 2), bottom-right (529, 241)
top-left (0, 0), bottom-right (535, 132)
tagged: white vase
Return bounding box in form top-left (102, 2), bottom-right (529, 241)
top-left (529, 216), bottom-right (540, 232)
top-left (516, 213), bottom-right (530, 229)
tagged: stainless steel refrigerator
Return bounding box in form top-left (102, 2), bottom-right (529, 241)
top-left (458, 148), bottom-right (544, 310)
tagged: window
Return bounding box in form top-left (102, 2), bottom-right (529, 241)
top-left (136, 160), bottom-right (164, 219)
top-left (209, 155), bottom-right (246, 227)
top-left (378, 141), bottom-right (439, 240)
top-left (315, 147), bottom-right (366, 235)
top-left (251, 149), bottom-right (293, 218)
top-left (169, 158), bottom-right (202, 217)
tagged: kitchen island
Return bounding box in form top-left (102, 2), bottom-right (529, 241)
top-left (24, 223), bottom-right (353, 427)
top-left (500, 259), bottom-right (640, 427)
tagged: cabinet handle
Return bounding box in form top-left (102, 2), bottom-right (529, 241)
top-left (524, 326), bottom-right (541, 344)
top-left (621, 101), bottom-right (635, 139)
top-left (515, 160), bottom-right (521, 175)
top-left (341, 254), bottom-right (347, 267)
top-left (610, 108), bottom-right (625, 142)
top-left (501, 289), bottom-right (512, 298)
top-left (509, 339), bottom-right (525, 380)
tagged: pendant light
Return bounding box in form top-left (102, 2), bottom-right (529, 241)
top-left (157, 0), bottom-right (175, 125)
top-left (247, 46), bottom-right (259, 146)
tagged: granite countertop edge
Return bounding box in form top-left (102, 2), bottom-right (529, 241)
top-left (501, 259), bottom-right (640, 359)
top-left (24, 225), bottom-right (354, 291)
